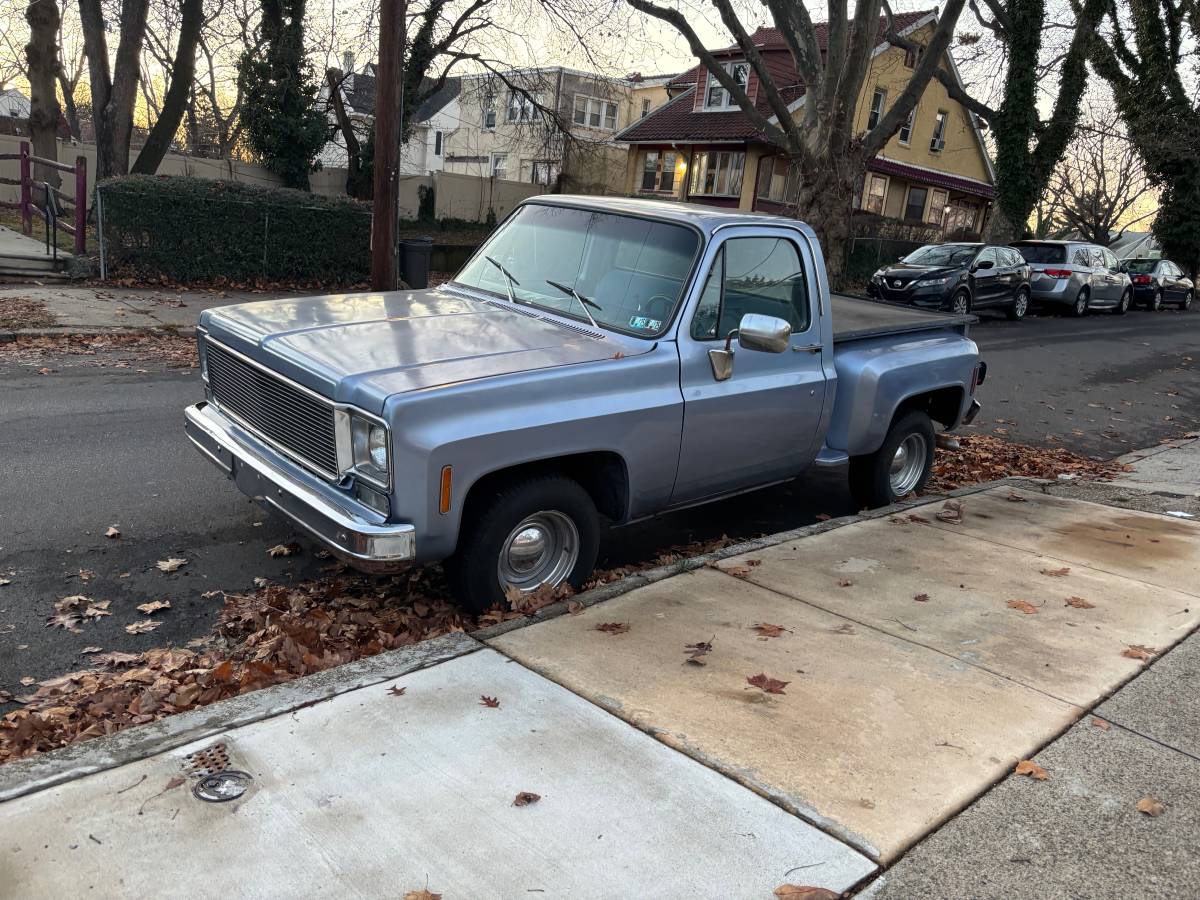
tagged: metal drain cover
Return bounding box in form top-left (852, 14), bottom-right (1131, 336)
top-left (193, 770), bottom-right (253, 802)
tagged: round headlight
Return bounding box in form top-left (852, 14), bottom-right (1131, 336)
top-left (368, 424), bottom-right (388, 470)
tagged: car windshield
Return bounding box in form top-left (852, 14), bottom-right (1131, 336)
top-left (1124, 259), bottom-right (1158, 273)
top-left (1013, 243), bottom-right (1067, 264)
top-left (901, 244), bottom-right (979, 266)
top-left (452, 204), bottom-right (700, 337)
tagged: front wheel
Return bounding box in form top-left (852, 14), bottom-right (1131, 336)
top-left (950, 290), bottom-right (971, 316)
top-left (447, 473), bottom-right (600, 614)
top-left (1113, 290), bottom-right (1131, 315)
top-left (848, 409), bottom-right (936, 509)
top-left (1181, 290), bottom-right (1192, 311)
top-left (1150, 290), bottom-right (1163, 312)
top-left (1006, 287), bottom-right (1029, 321)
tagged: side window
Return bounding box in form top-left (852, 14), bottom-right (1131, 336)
top-left (689, 236), bottom-right (810, 340)
top-left (1007, 248), bottom-right (1024, 266)
top-left (1089, 248), bottom-right (1105, 268)
top-left (1102, 249), bottom-right (1119, 270)
top-left (1072, 248), bottom-right (1091, 266)
top-left (975, 248), bottom-right (997, 267)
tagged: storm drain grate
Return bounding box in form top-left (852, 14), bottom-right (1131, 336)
top-left (182, 742), bottom-right (231, 778)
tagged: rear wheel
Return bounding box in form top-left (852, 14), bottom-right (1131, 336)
top-left (950, 290), bottom-right (971, 316)
top-left (1113, 290), bottom-right (1131, 315)
top-left (1070, 289), bottom-right (1089, 317)
top-left (848, 409), bottom-right (935, 509)
top-left (1006, 287), bottom-right (1029, 321)
top-left (1150, 290), bottom-right (1163, 311)
top-left (1183, 290), bottom-right (1193, 311)
top-left (447, 473), bottom-right (600, 614)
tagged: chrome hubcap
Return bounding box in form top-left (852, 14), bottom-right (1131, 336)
top-left (498, 511), bottom-right (579, 592)
top-left (953, 295), bottom-right (968, 314)
top-left (1015, 293), bottom-right (1028, 316)
top-left (889, 433), bottom-right (928, 497)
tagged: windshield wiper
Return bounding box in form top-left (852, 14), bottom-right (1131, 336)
top-left (545, 278), bottom-right (601, 329)
top-left (485, 255), bottom-right (521, 304)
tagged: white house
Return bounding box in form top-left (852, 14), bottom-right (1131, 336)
top-left (0, 89), bottom-right (32, 119)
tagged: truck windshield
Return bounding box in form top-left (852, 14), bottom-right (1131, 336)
top-left (452, 204), bottom-right (700, 337)
top-left (902, 244), bottom-right (980, 266)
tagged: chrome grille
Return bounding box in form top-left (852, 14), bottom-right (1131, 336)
top-left (204, 340), bottom-right (339, 477)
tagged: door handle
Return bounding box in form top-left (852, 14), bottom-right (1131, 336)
top-left (792, 343), bottom-right (822, 354)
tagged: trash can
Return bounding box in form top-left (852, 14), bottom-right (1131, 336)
top-left (400, 236), bottom-right (434, 289)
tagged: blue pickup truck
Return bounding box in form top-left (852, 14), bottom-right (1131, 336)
top-left (186, 196), bottom-right (985, 609)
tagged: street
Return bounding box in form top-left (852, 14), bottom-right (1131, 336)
top-left (1, 305), bottom-right (1197, 702)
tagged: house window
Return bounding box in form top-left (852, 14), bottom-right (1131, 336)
top-left (483, 97), bottom-right (496, 129)
top-left (506, 91), bottom-right (540, 123)
top-left (531, 160), bottom-right (559, 185)
top-left (434, 131), bottom-right (443, 156)
top-left (927, 188), bottom-right (948, 226)
top-left (930, 111), bottom-right (948, 152)
top-left (898, 109), bottom-right (914, 145)
top-left (641, 98), bottom-right (651, 118)
top-left (868, 88), bottom-right (886, 130)
top-left (639, 150), bottom-right (679, 193)
top-left (704, 62), bottom-right (749, 109)
top-left (573, 95), bottom-right (619, 130)
top-left (688, 150), bottom-right (745, 197)
top-left (491, 153), bottom-right (508, 179)
top-left (755, 155), bottom-right (801, 205)
top-left (904, 186), bottom-right (929, 221)
top-left (943, 198), bottom-right (980, 234)
top-left (863, 174), bottom-right (888, 214)
top-left (904, 45), bottom-right (924, 68)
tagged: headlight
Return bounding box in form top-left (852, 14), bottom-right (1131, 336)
top-left (920, 276), bottom-right (951, 286)
top-left (871, 270), bottom-right (884, 282)
top-left (350, 415), bottom-right (390, 485)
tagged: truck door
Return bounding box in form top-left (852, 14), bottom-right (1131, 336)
top-left (671, 230), bottom-right (827, 505)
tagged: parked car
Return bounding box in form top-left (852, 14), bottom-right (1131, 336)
top-left (186, 196), bottom-right (985, 610)
top-left (1124, 258), bottom-right (1194, 310)
top-left (1010, 240), bottom-right (1134, 316)
top-left (867, 243), bottom-right (1032, 320)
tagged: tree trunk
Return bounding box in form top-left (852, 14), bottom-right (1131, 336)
top-left (25, 0), bottom-right (62, 188)
top-left (371, 0), bottom-right (406, 290)
top-left (326, 68), bottom-right (371, 200)
top-left (984, 205), bottom-right (1024, 244)
top-left (58, 72), bottom-right (81, 140)
top-left (792, 156), bottom-right (860, 287)
top-left (79, 0), bottom-right (150, 180)
top-left (131, 0), bottom-right (202, 174)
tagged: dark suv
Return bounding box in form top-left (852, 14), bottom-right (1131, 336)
top-left (868, 243), bottom-right (1032, 320)
top-left (1125, 258), bottom-right (1194, 311)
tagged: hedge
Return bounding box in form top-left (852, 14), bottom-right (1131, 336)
top-left (98, 175), bottom-right (373, 284)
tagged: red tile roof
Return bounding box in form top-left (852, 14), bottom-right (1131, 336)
top-left (868, 157), bottom-right (996, 198)
top-left (627, 11), bottom-right (934, 144)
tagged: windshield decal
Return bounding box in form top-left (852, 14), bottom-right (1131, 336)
top-left (628, 315), bottom-right (662, 332)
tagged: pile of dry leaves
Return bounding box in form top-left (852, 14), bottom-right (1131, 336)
top-left (927, 433), bottom-right (1123, 491)
top-left (0, 297), bottom-right (56, 330)
top-left (0, 535), bottom-right (735, 764)
top-left (0, 332), bottom-right (198, 368)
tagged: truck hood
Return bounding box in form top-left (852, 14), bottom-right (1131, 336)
top-left (199, 287), bottom-right (644, 414)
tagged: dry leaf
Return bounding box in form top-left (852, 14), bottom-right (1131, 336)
top-left (935, 499), bottom-right (966, 523)
top-left (82, 601), bottom-right (111, 619)
top-left (1123, 644), bottom-right (1156, 661)
top-left (80, 646), bottom-right (103, 654)
top-left (913, 593), bottom-right (930, 603)
top-left (387, 685), bottom-right (406, 697)
top-left (1091, 717), bottom-right (1111, 731)
top-left (46, 612), bottom-right (82, 632)
top-left (837, 578), bottom-right (854, 587)
top-left (55, 594), bottom-right (90, 613)
top-left (137, 600), bottom-right (171, 614)
top-left (1014, 759), bottom-right (1049, 780)
top-left (19, 677), bottom-right (35, 686)
top-left (479, 695), bottom-right (500, 708)
top-left (124, 620), bottom-right (161, 635)
top-left (724, 565), bottom-right (752, 579)
top-left (747, 673), bottom-right (789, 694)
top-left (1137, 795), bottom-right (1165, 817)
top-left (156, 558), bottom-right (187, 573)
top-left (268, 543), bottom-right (300, 558)
top-left (403, 891), bottom-right (441, 900)
top-left (1007, 599), bottom-right (1039, 615)
top-left (753, 623), bottom-right (786, 638)
top-left (1040, 567), bottom-right (1071, 577)
top-left (906, 513), bottom-right (931, 523)
top-left (105, 525), bottom-right (121, 539)
top-left (684, 639), bottom-right (713, 664)
top-left (831, 623), bottom-right (856, 635)
top-left (774, 887), bottom-right (839, 900)
top-left (595, 622), bottom-right (629, 635)
top-left (567, 600), bottom-right (584, 616)
top-left (1064, 596), bottom-right (1095, 609)
top-left (512, 791), bottom-right (541, 807)
top-left (1005, 491), bottom-right (1028, 503)
top-left (815, 513), bottom-right (832, 521)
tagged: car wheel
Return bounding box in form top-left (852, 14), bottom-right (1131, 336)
top-left (848, 409), bottom-right (935, 509)
top-left (950, 290), bottom-right (971, 316)
top-left (1006, 287), bottom-right (1029, 321)
top-left (447, 473), bottom-right (600, 614)
top-left (1113, 290), bottom-right (1131, 315)
top-left (1070, 289), bottom-right (1089, 317)
top-left (1181, 290), bottom-right (1192, 311)
top-left (1151, 290), bottom-right (1163, 311)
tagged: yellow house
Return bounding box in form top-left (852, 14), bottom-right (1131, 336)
top-left (616, 10), bottom-right (996, 235)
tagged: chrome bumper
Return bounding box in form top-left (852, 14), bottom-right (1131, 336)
top-left (185, 401), bottom-right (415, 570)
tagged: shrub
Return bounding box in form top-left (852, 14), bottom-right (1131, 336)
top-left (98, 175), bottom-right (372, 284)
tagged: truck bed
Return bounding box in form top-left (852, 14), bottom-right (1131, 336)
top-left (831, 293), bottom-right (973, 343)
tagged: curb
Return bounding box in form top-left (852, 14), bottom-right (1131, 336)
top-left (0, 325), bottom-right (195, 343)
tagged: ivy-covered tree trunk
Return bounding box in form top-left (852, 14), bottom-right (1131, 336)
top-left (238, 0), bottom-right (328, 190)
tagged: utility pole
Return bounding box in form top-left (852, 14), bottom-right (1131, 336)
top-left (371, 0), bottom-right (406, 290)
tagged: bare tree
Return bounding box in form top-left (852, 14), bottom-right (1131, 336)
top-left (25, 0), bottom-right (62, 186)
top-left (78, 0), bottom-right (151, 178)
top-left (194, 0), bottom-right (261, 157)
top-left (57, 0), bottom-right (86, 140)
top-left (132, 0), bottom-right (204, 172)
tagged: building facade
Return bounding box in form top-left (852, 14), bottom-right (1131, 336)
top-left (616, 11), bottom-right (996, 236)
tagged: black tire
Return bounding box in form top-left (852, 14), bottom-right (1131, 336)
top-left (1113, 289), bottom-right (1131, 315)
top-left (848, 409), bottom-right (936, 510)
top-left (950, 290), bottom-right (971, 316)
top-left (1183, 290), bottom-right (1193, 311)
top-left (1006, 287), bottom-right (1030, 321)
top-left (1150, 290), bottom-right (1163, 312)
top-left (1069, 288), bottom-right (1089, 317)
top-left (446, 473), bottom-right (600, 614)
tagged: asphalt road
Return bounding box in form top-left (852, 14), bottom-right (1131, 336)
top-left (2, 302), bottom-right (1197, 702)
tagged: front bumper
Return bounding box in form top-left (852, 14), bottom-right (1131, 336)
top-left (185, 401), bottom-right (415, 571)
top-left (868, 280), bottom-right (953, 309)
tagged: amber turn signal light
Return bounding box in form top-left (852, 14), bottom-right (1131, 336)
top-left (439, 466), bottom-right (453, 514)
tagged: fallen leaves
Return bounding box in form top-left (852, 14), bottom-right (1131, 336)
top-left (156, 558), bottom-right (187, 573)
top-left (1007, 599), bottom-right (1040, 615)
top-left (724, 565), bottom-right (752, 579)
top-left (1136, 795), bottom-right (1165, 817)
top-left (1123, 644), bottom-right (1156, 661)
top-left (595, 622), bottom-right (630, 635)
top-left (913, 593), bottom-right (930, 603)
top-left (124, 620), bottom-right (162, 635)
top-left (837, 578), bottom-right (854, 587)
top-left (753, 623), bottom-right (787, 638)
top-left (479, 695), bottom-right (501, 708)
top-left (926, 434), bottom-right (1123, 492)
top-left (1091, 717), bottom-right (1111, 731)
top-left (746, 673), bottom-right (789, 695)
top-left (935, 499), bottom-right (966, 524)
top-left (684, 640), bottom-right (713, 665)
top-left (1014, 760), bottom-right (1049, 780)
top-left (387, 685), bottom-right (407, 697)
top-left (774, 887), bottom-right (839, 900)
top-left (512, 791), bottom-right (541, 807)
top-left (403, 890), bottom-right (442, 900)
top-left (1005, 491), bottom-right (1028, 503)
top-left (105, 525), bottom-right (121, 539)
top-left (1064, 596), bottom-right (1095, 609)
top-left (1040, 567), bottom-right (1071, 578)
top-left (136, 600), bottom-right (171, 614)
top-left (267, 543), bottom-right (301, 558)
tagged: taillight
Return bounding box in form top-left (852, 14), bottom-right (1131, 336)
top-left (1132, 275), bottom-right (1152, 285)
top-left (970, 361), bottom-right (987, 394)
top-left (1042, 268), bottom-right (1072, 278)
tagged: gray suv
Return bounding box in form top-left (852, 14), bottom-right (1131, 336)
top-left (1011, 241), bottom-right (1134, 316)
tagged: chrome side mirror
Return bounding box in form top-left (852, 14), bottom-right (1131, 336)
top-left (737, 313), bottom-right (792, 353)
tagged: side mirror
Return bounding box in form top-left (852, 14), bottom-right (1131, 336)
top-left (1119, 263), bottom-right (1129, 273)
top-left (973, 259), bottom-right (994, 271)
top-left (736, 314), bottom-right (792, 353)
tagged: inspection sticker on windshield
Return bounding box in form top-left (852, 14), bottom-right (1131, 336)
top-left (628, 315), bottom-right (662, 331)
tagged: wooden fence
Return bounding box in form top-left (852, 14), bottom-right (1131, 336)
top-left (0, 141), bottom-right (87, 255)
